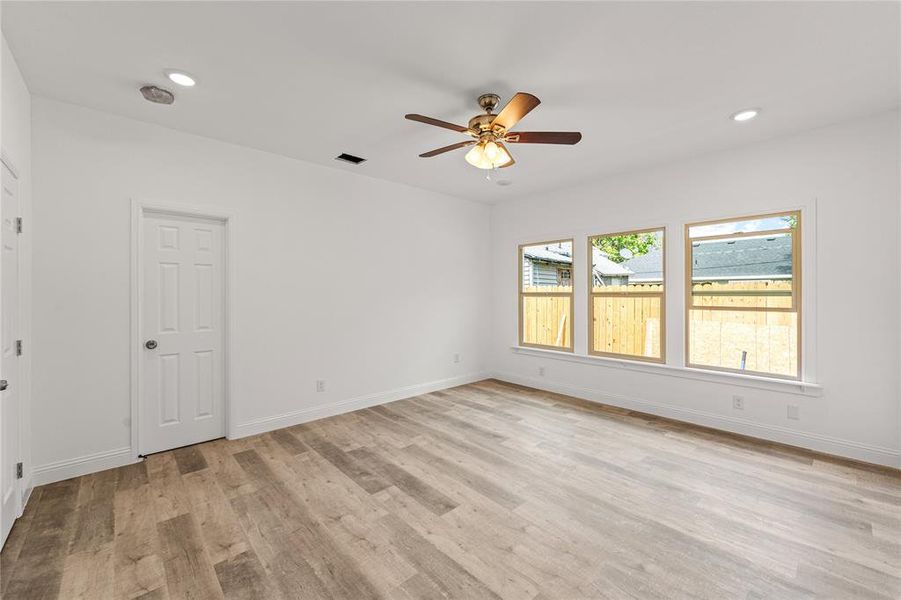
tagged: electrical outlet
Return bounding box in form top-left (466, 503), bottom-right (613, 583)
top-left (453, 353), bottom-right (460, 363)
top-left (538, 366), bottom-right (545, 377)
top-left (316, 380), bottom-right (326, 393)
top-left (732, 395), bottom-right (744, 410)
top-left (787, 404), bottom-right (800, 420)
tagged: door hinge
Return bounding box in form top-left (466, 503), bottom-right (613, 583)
top-left (16, 463), bottom-right (22, 479)
top-left (15, 217), bottom-right (22, 234)
top-left (16, 340), bottom-right (22, 356)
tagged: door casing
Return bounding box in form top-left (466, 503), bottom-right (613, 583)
top-left (131, 200), bottom-right (235, 459)
top-left (0, 154), bottom-right (22, 547)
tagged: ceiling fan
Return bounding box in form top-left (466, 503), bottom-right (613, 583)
top-left (405, 92), bottom-right (582, 170)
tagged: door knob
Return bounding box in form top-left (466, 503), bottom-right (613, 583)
top-left (0, 380), bottom-right (7, 391)
top-left (144, 340), bottom-right (158, 350)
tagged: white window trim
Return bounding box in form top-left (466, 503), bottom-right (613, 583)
top-left (510, 345), bottom-right (822, 396)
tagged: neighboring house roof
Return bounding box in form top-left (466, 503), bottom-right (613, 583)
top-left (621, 234), bottom-right (793, 281)
top-left (619, 249), bottom-right (661, 282)
top-left (523, 244), bottom-right (631, 277)
top-left (692, 234), bottom-right (793, 279)
top-left (523, 245), bottom-right (573, 265)
top-left (591, 247), bottom-right (632, 277)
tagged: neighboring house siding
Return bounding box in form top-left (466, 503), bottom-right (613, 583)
top-left (532, 262), bottom-right (562, 286)
top-left (595, 275), bottom-right (629, 286)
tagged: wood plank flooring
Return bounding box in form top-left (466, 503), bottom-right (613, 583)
top-left (2, 379), bottom-right (900, 599)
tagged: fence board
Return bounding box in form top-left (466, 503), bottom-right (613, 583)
top-left (519, 281), bottom-right (796, 370)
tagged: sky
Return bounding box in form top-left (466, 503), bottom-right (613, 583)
top-left (689, 216), bottom-right (792, 238)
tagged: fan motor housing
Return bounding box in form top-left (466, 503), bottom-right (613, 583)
top-left (468, 114), bottom-right (495, 133)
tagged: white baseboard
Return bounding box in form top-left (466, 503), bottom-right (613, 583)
top-left (19, 476), bottom-right (33, 517)
top-left (29, 373), bottom-right (488, 487)
top-left (491, 371), bottom-right (901, 469)
top-left (33, 447), bottom-right (137, 486)
top-left (231, 372), bottom-right (490, 439)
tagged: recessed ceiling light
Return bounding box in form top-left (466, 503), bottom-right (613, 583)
top-left (166, 71), bottom-right (196, 87)
top-left (731, 108), bottom-right (760, 122)
top-left (496, 179), bottom-right (513, 187)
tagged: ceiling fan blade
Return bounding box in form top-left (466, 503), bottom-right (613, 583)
top-left (491, 92), bottom-right (540, 131)
top-left (419, 140), bottom-right (476, 158)
top-left (498, 143), bottom-right (515, 168)
top-left (405, 114), bottom-right (471, 134)
top-left (505, 131), bottom-right (582, 145)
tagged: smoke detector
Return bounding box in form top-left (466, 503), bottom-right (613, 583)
top-left (140, 85), bottom-right (174, 105)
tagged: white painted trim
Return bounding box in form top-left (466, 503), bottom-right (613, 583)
top-left (0, 153), bottom-right (29, 536)
top-left (32, 447), bottom-right (137, 486)
top-left (31, 373), bottom-right (488, 485)
top-left (20, 482), bottom-right (33, 514)
top-left (130, 200), bottom-right (236, 459)
top-left (232, 372), bottom-right (490, 438)
top-left (510, 346), bottom-right (821, 395)
top-left (491, 371), bottom-right (900, 469)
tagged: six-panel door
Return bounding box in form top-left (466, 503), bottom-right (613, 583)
top-left (141, 214), bottom-right (225, 455)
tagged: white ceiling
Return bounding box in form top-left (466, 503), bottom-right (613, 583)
top-left (4, 1), bottom-right (899, 203)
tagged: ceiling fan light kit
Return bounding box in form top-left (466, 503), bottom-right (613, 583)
top-left (405, 92), bottom-right (582, 170)
top-left (465, 140), bottom-right (513, 169)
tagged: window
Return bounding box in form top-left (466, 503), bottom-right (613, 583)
top-left (588, 228), bottom-right (665, 362)
top-left (685, 211), bottom-right (800, 379)
top-left (519, 240), bottom-right (574, 351)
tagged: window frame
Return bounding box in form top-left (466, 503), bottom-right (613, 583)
top-left (518, 238), bottom-right (575, 352)
top-left (587, 227), bottom-right (666, 364)
top-left (684, 210), bottom-right (801, 380)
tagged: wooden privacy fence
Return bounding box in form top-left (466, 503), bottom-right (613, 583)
top-left (522, 287), bottom-right (571, 348)
top-left (591, 286), bottom-right (662, 359)
top-left (689, 280), bottom-right (796, 376)
top-left (523, 281), bottom-right (797, 375)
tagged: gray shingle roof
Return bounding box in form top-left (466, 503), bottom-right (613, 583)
top-left (621, 234), bottom-right (792, 281)
top-left (692, 234), bottom-right (792, 279)
top-left (619, 249), bottom-right (662, 281)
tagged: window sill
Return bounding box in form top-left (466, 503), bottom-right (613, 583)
top-left (510, 346), bottom-right (822, 396)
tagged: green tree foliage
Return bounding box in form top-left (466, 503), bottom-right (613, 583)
top-left (593, 233), bottom-right (659, 263)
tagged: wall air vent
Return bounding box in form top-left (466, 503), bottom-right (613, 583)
top-left (335, 153), bottom-right (366, 165)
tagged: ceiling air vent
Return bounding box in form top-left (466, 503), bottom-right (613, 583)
top-left (335, 153), bottom-right (366, 165)
top-left (140, 85), bottom-right (174, 105)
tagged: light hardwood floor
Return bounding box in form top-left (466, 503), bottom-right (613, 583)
top-left (2, 380), bottom-right (900, 599)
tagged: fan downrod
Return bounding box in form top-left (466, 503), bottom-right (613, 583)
top-left (470, 94), bottom-right (502, 134)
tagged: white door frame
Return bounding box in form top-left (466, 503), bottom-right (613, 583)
top-left (0, 151), bottom-right (23, 535)
top-left (130, 200), bottom-right (236, 459)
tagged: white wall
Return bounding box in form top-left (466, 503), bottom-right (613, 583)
top-left (489, 110), bottom-right (901, 467)
top-left (31, 98), bottom-right (490, 483)
top-left (24, 97), bottom-right (901, 481)
top-left (1, 34), bottom-right (33, 506)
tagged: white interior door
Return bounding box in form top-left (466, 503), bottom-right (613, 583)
top-left (141, 213), bottom-right (226, 455)
top-left (1, 162), bottom-right (21, 547)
